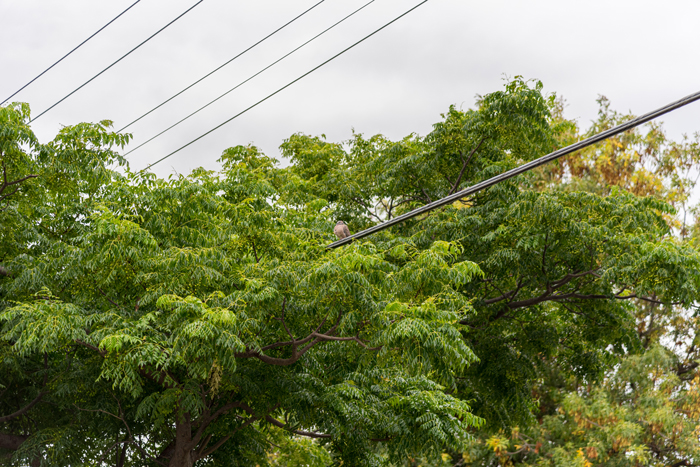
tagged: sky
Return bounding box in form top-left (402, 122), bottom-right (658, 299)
top-left (1, 0), bottom-right (699, 178)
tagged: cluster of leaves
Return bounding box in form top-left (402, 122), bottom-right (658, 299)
top-left (533, 95), bottom-right (700, 235)
top-left (463, 343), bottom-right (700, 467)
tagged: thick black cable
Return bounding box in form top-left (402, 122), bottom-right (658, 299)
top-left (140, 0), bottom-right (428, 172)
top-left (125, 0), bottom-right (375, 156)
top-left (1, 0), bottom-right (141, 106)
top-left (117, 0), bottom-right (326, 133)
top-left (29, 0), bottom-right (205, 123)
top-left (327, 89), bottom-right (700, 249)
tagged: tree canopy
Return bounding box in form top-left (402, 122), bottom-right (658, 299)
top-left (2, 77), bottom-right (700, 466)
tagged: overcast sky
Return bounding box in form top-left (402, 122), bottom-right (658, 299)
top-left (2, 0), bottom-right (699, 177)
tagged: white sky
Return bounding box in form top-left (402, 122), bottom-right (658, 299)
top-left (2, 0), bottom-right (699, 178)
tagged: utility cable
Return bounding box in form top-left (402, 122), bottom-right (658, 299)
top-left (118, 0), bottom-right (326, 133)
top-left (30, 0), bottom-right (206, 123)
top-left (125, 0), bottom-right (375, 156)
top-left (139, 0), bottom-right (428, 172)
top-left (1, 0), bottom-right (141, 106)
top-left (327, 89), bottom-right (700, 249)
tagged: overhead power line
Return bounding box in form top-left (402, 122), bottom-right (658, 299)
top-left (125, 0), bottom-right (375, 156)
top-left (118, 0), bottom-right (326, 133)
top-left (1, 0), bottom-right (141, 106)
top-left (30, 0), bottom-right (206, 123)
top-left (327, 89), bottom-right (700, 249)
top-left (140, 0), bottom-right (429, 172)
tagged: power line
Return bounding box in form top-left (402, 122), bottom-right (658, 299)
top-left (29, 0), bottom-right (206, 123)
top-left (1, 0), bottom-right (142, 106)
top-left (327, 89), bottom-right (700, 249)
top-left (117, 0), bottom-right (326, 133)
top-left (140, 0), bottom-right (428, 172)
top-left (125, 0), bottom-right (375, 156)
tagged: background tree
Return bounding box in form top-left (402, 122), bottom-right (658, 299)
top-left (276, 85), bottom-right (700, 465)
top-left (446, 96), bottom-right (700, 467)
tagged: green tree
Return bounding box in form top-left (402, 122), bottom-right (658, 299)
top-left (455, 96), bottom-right (700, 467)
top-left (1, 105), bottom-right (481, 466)
top-left (2, 78), bottom-right (700, 467)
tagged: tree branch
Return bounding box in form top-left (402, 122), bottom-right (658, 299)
top-left (677, 361), bottom-right (699, 379)
top-left (251, 240), bottom-right (259, 263)
top-left (196, 414), bottom-right (259, 460)
top-left (246, 311), bottom-right (346, 364)
top-left (0, 391), bottom-right (46, 424)
top-left (190, 402), bottom-right (239, 449)
top-left (310, 332), bottom-right (382, 350)
top-left (449, 138), bottom-right (485, 195)
top-left (236, 337), bottom-right (322, 366)
top-left (0, 353), bottom-right (50, 423)
top-left (351, 197), bottom-right (384, 222)
top-left (75, 339), bottom-right (107, 357)
top-left (94, 284), bottom-right (121, 308)
top-left (264, 415), bottom-right (331, 439)
top-left (0, 161), bottom-right (38, 201)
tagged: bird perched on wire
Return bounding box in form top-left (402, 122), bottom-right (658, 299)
top-left (334, 220), bottom-right (351, 240)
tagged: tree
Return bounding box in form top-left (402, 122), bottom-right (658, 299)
top-left (291, 79), bottom-right (700, 432)
top-left (534, 95), bottom-right (700, 235)
top-left (1, 105), bottom-right (481, 466)
top-left (2, 78), bottom-right (699, 466)
top-left (452, 96), bottom-right (700, 467)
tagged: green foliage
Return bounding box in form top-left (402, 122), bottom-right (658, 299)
top-left (2, 78), bottom-right (700, 466)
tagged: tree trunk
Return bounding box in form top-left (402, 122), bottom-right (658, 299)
top-left (0, 433), bottom-right (41, 466)
top-left (116, 434), bottom-right (128, 467)
top-left (168, 416), bottom-right (195, 467)
top-left (0, 433), bottom-right (28, 451)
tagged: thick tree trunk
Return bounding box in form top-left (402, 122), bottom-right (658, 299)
top-left (168, 416), bottom-right (195, 467)
top-left (0, 433), bottom-right (41, 466)
top-left (0, 432), bottom-right (28, 450)
top-left (156, 440), bottom-right (175, 464)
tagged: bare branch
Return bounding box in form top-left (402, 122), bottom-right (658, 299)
top-left (190, 402), bottom-right (238, 448)
top-left (260, 316), bottom-right (327, 351)
top-left (238, 311), bottom-right (350, 365)
top-left (139, 367), bottom-right (179, 389)
top-left (351, 197), bottom-right (384, 222)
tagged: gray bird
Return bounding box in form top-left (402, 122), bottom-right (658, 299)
top-left (334, 220), bottom-right (351, 240)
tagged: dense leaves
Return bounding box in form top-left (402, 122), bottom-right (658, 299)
top-left (2, 78), bottom-right (700, 466)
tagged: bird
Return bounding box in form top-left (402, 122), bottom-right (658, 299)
top-left (334, 220), bottom-right (351, 240)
